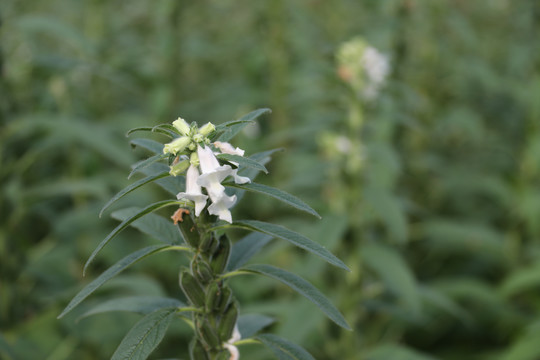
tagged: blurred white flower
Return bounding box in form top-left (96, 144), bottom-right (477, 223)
top-left (223, 325), bottom-right (241, 360)
top-left (361, 46), bottom-right (390, 99)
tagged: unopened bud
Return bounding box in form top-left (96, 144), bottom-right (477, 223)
top-left (198, 122), bottom-right (216, 136)
top-left (163, 136), bottom-right (191, 155)
top-left (172, 117), bottom-right (190, 136)
top-left (169, 159), bottom-right (190, 176)
top-left (193, 133), bottom-right (204, 143)
top-left (190, 152), bottom-right (200, 166)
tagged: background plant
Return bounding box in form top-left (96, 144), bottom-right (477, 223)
top-left (2, 1), bottom-right (540, 359)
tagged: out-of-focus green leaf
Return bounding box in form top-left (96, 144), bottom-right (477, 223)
top-left (365, 343), bottom-right (438, 360)
top-left (241, 264), bottom-right (351, 330)
top-left (79, 296), bottom-right (184, 320)
top-left (362, 242), bottom-right (421, 315)
top-left (216, 108), bottom-right (271, 142)
top-left (500, 321), bottom-right (540, 360)
top-left (84, 200), bottom-right (185, 274)
top-left (228, 232), bottom-right (273, 271)
top-left (111, 308), bottom-right (176, 360)
top-left (256, 334), bottom-right (315, 360)
top-left (99, 172), bottom-right (169, 217)
top-left (130, 139), bottom-right (164, 155)
top-left (229, 220), bottom-right (349, 271)
top-left (128, 154), bottom-right (168, 179)
top-left (237, 314), bottom-right (275, 338)
top-left (224, 182), bottom-right (320, 218)
top-left (59, 245), bottom-right (183, 318)
top-left (500, 262), bottom-right (540, 298)
top-left (111, 207), bottom-right (182, 245)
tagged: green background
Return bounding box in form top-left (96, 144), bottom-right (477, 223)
top-left (2, 1), bottom-right (540, 359)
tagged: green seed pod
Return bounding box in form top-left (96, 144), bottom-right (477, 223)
top-left (215, 350), bottom-right (231, 360)
top-left (211, 235), bottom-right (231, 275)
top-left (178, 214), bottom-right (200, 248)
top-left (218, 301), bottom-right (239, 342)
top-left (205, 282), bottom-right (221, 312)
top-left (195, 261), bottom-right (214, 284)
top-left (179, 270), bottom-right (205, 308)
top-left (199, 235), bottom-right (216, 254)
top-left (197, 318), bottom-right (221, 349)
top-left (216, 286), bottom-right (232, 314)
top-left (189, 339), bottom-right (209, 360)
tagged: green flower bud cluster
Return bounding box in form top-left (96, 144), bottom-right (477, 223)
top-left (177, 214), bottom-right (238, 359)
top-left (163, 117), bottom-right (216, 156)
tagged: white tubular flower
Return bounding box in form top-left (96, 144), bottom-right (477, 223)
top-left (163, 136), bottom-right (191, 155)
top-left (172, 117), bottom-right (190, 136)
top-left (214, 141), bottom-right (245, 156)
top-left (176, 164), bottom-right (208, 216)
top-left (208, 194), bottom-right (237, 223)
top-left (223, 325), bottom-right (241, 360)
top-left (214, 141), bottom-right (251, 184)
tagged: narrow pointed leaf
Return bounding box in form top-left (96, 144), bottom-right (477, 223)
top-left (99, 171), bottom-right (169, 217)
top-left (230, 220), bottom-right (349, 271)
top-left (256, 334), bottom-right (315, 360)
top-left (111, 308), bottom-right (176, 360)
top-left (130, 138), bottom-right (164, 154)
top-left (242, 264), bottom-right (351, 330)
top-left (79, 296), bottom-right (184, 320)
top-left (111, 207), bottom-right (182, 245)
top-left (217, 108), bottom-right (271, 142)
top-left (126, 126), bottom-right (175, 138)
top-left (228, 232), bottom-right (273, 271)
top-left (84, 200), bottom-right (185, 274)
top-left (238, 314), bottom-right (275, 338)
top-left (224, 182), bottom-right (320, 218)
top-left (59, 245), bottom-right (174, 318)
top-left (128, 154), bottom-right (168, 179)
top-left (217, 153), bottom-right (268, 173)
top-left (138, 163), bottom-right (185, 195)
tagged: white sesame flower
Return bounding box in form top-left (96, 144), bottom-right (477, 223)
top-left (176, 164), bottom-right (208, 216)
top-left (223, 325), bottom-right (241, 360)
top-left (361, 46), bottom-right (390, 99)
top-left (196, 145), bottom-right (237, 223)
top-left (214, 141), bottom-right (245, 156)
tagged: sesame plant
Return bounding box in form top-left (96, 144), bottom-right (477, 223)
top-left (57, 109), bottom-right (350, 360)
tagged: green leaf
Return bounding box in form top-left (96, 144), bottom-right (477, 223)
top-left (128, 154), bottom-right (168, 179)
top-left (111, 207), bottom-right (182, 245)
top-left (362, 242), bottom-right (421, 315)
top-left (500, 262), bottom-right (540, 298)
top-left (99, 171), bottom-right (169, 217)
top-left (224, 182), bottom-right (320, 218)
top-left (79, 296), bottom-right (184, 319)
top-left (58, 245), bottom-right (179, 318)
top-left (130, 139), bottom-right (164, 154)
top-left (230, 220), bottom-right (349, 271)
top-left (217, 108), bottom-right (271, 142)
top-left (241, 264), bottom-right (351, 330)
top-left (256, 334), bottom-right (315, 360)
top-left (84, 200), bottom-right (185, 275)
top-left (365, 343), bottom-right (437, 360)
top-left (111, 308), bottom-right (176, 360)
top-left (228, 232), bottom-right (273, 271)
top-left (126, 126), bottom-right (175, 138)
top-left (216, 153), bottom-right (268, 173)
top-left (139, 163), bottom-right (185, 195)
top-left (237, 314), bottom-right (275, 338)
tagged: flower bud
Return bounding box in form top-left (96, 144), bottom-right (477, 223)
top-left (198, 122), bottom-right (216, 136)
top-left (190, 152), bottom-right (200, 166)
top-left (169, 159), bottom-right (190, 176)
top-left (163, 136), bottom-right (191, 155)
top-left (193, 133), bottom-right (204, 143)
top-left (172, 117), bottom-right (190, 136)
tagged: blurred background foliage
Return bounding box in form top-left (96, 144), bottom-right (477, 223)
top-left (1, 0), bottom-right (540, 359)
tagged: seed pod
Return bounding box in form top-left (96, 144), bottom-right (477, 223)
top-left (179, 270), bottom-right (205, 308)
top-left (189, 339), bottom-right (209, 360)
top-left (195, 261), bottom-right (214, 284)
top-left (218, 301), bottom-right (239, 342)
top-left (178, 214), bottom-right (200, 248)
top-left (199, 235), bottom-right (216, 254)
top-left (216, 286), bottom-right (232, 314)
top-left (205, 282), bottom-right (221, 312)
top-left (197, 318), bottom-right (221, 349)
top-left (211, 235), bottom-right (231, 274)
top-left (215, 350), bottom-right (231, 360)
